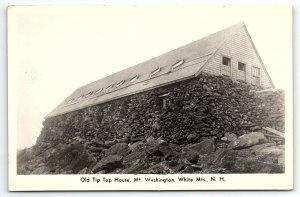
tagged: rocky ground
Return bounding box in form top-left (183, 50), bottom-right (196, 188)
top-left (17, 131), bottom-right (284, 174)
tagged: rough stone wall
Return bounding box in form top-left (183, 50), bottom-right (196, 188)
top-left (254, 89), bottom-right (285, 132)
top-left (36, 73), bottom-right (284, 149)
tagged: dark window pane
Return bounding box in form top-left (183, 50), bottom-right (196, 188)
top-left (222, 56), bottom-right (231, 66)
top-left (238, 62), bottom-right (246, 71)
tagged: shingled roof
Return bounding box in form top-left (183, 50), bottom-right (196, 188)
top-left (46, 22), bottom-right (248, 118)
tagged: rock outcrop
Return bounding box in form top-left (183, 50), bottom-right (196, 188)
top-left (17, 132), bottom-right (284, 174)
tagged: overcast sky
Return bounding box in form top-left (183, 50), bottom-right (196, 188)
top-left (8, 5), bottom-right (292, 149)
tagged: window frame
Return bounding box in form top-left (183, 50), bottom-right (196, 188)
top-left (116, 80), bottom-right (125, 87)
top-left (171, 60), bottom-right (184, 70)
top-left (150, 67), bottom-right (161, 77)
top-left (237, 61), bottom-right (247, 82)
top-left (105, 85), bottom-right (113, 91)
top-left (130, 75), bottom-right (139, 83)
top-left (95, 88), bottom-right (103, 94)
top-left (85, 91), bottom-right (94, 97)
top-left (252, 66), bottom-right (261, 86)
top-left (221, 55), bottom-right (232, 77)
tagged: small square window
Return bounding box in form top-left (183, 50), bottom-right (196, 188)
top-left (222, 56), bottom-right (231, 66)
top-left (238, 62), bottom-right (246, 71)
top-left (221, 56), bottom-right (231, 76)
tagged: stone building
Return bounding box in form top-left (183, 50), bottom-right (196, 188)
top-left (20, 23), bottom-right (284, 174)
top-left (39, 23), bottom-right (282, 148)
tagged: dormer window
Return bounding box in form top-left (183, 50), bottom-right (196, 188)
top-left (171, 60), bottom-right (184, 70)
top-left (85, 91), bottom-right (93, 97)
top-left (130, 75), bottom-right (139, 83)
top-left (67, 98), bottom-right (74, 103)
top-left (105, 85), bottom-right (113, 91)
top-left (95, 88), bottom-right (103, 94)
top-left (78, 95), bottom-right (84, 100)
top-left (150, 67), bottom-right (161, 77)
top-left (116, 80), bottom-right (125, 87)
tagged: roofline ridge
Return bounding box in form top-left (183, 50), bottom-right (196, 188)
top-left (75, 23), bottom-right (242, 91)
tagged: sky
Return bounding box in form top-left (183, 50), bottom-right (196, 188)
top-left (8, 5), bottom-right (292, 149)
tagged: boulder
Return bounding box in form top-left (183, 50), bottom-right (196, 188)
top-left (105, 143), bottom-right (131, 156)
top-left (45, 143), bottom-right (97, 174)
top-left (169, 143), bottom-right (182, 152)
top-left (77, 167), bottom-right (93, 174)
top-left (221, 152), bottom-right (282, 173)
top-left (31, 166), bottom-right (50, 174)
top-left (179, 150), bottom-right (199, 164)
top-left (250, 126), bottom-right (261, 131)
top-left (220, 143), bottom-right (284, 173)
top-left (121, 159), bottom-right (149, 174)
top-left (129, 141), bottom-right (146, 152)
top-left (180, 166), bottom-right (194, 173)
top-left (146, 136), bottom-right (167, 147)
top-left (146, 136), bottom-right (156, 143)
top-left (231, 132), bottom-right (267, 150)
top-left (139, 161), bottom-right (174, 174)
top-left (223, 132), bottom-right (237, 142)
top-left (187, 138), bottom-right (215, 155)
top-left (104, 140), bottom-right (117, 148)
top-left (123, 150), bottom-right (149, 167)
top-left (158, 145), bottom-right (174, 156)
top-left (187, 134), bottom-right (197, 142)
top-left (89, 146), bottom-right (104, 153)
top-left (72, 136), bottom-right (84, 143)
top-left (92, 155), bottom-right (123, 173)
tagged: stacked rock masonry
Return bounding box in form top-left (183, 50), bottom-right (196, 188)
top-left (38, 73), bottom-right (283, 146)
top-left (18, 73), bottom-right (285, 174)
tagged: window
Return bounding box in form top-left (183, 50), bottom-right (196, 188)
top-left (252, 67), bottom-right (260, 86)
top-left (221, 56), bottom-right (231, 76)
top-left (171, 60), bottom-right (184, 70)
top-left (105, 85), bottom-right (113, 91)
top-left (222, 56), bottom-right (231, 66)
top-left (85, 91), bottom-right (93, 97)
top-left (162, 98), bottom-right (169, 109)
top-left (130, 75), bottom-right (139, 83)
top-left (158, 93), bottom-right (170, 109)
top-left (238, 62), bottom-right (246, 71)
top-left (237, 62), bottom-right (246, 81)
top-left (116, 80), bottom-right (125, 87)
top-left (95, 88), bottom-right (103, 94)
top-left (150, 67), bottom-right (161, 77)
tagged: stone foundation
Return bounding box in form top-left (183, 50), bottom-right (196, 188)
top-left (37, 73), bottom-right (284, 147)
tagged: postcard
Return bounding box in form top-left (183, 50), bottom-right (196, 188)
top-left (8, 4), bottom-right (293, 191)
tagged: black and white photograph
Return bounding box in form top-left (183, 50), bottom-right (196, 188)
top-left (8, 4), bottom-right (293, 190)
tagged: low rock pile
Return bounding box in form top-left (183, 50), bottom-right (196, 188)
top-left (17, 73), bottom-right (285, 174)
top-left (18, 132), bottom-right (284, 174)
